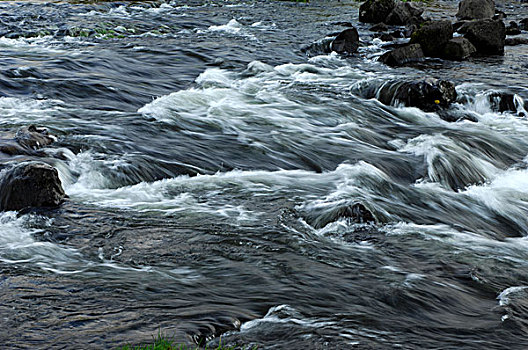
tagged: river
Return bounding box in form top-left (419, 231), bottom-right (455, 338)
top-left (1, 0), bottom-right (528, 348)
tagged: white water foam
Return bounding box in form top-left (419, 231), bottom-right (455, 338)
top-left (0, 97), bottom-right (65, 125)
top-left (398, 133), bottom-right (500, 187)
top-left (498, 286), bottom-right (528, 306)
top-left (200, 19), bottom-right (257, 40)
top-left (0, 212), bottom-right (84, 269)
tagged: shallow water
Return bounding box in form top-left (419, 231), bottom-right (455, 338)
top-left (1, 0), bottom-right (528, 348)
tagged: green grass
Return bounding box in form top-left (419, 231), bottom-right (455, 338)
top-left (119, 331), bottom-right (248, 350)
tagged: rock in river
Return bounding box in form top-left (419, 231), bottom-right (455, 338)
top-left (0, 162), bottom-right (65, 211)
top-left (379, 44), bottom-right (425, 66)
top-left (330, 28), bottom-right (360, 55)
top-left (15, 125), bottom-right (56, 149)
top-left (385, 2), bottom-right (424, 26)
top-left (410, 20), bottom-right (453, 57)
top-left (0, 125), bottom-right (56, 157)
top-left (442, 37), bottom-right (477, 60)
top-left (456, 0), bottom-right (495, 20)
top-left (359, 0), bottom-right (396, 24)
top-left (377, 78), bottom-right (457, 112)
top-left (464, 19), bottom-right (505, 55)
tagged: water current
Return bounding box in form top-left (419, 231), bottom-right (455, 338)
top-left (1, 0), bottom-right (528, 348)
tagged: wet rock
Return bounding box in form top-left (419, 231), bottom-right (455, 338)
top-left (0, 162), bottom-right (65, 211)
top-left (331, 21), bottom-right (354, 27)
top-left (385, 2), bottom-right (424, 26)
top-left (378, 44), bottom-right (424, 66)
top-left (488, 92), bottom-right (526, 114)
top-left (330, 28), bottom-right (360, 55)
top-left (359, 0), bottom-right (396, 24)
top-left (505, 22), bottom-right (521, 36)
top-left (437, 110), bottom-right (479, 123)
top-left (464, 19), bottom-right (505, 55)
top-left (442, 37), bottom-right (477, 60)
top-left (410, 20), bottom-right (453, 57)
top-left (308, 203), bottom-right (376, 229)
top-left (301, 37), bottom-right (333, 56)
top-left (454, 20), bottom-right (472, 34)
top-left (521, 18), bottom-right (528, 30)
top-left (15, 125), bottom-right (55, 150)
top-left (337, 203), bottom-right (375, 224)
top-left (505, 37), bottom-right (528, 46)
top-left (370, 23), bottom-right (389, 32)
top-left (379, 33), bottom-right (395, 42)
top-left (377, 78), bottom-right (457, 112)
top-left (493, 10), bottom-right (506, 21)
top-left (390, 29), bottom-right (405, 38)
top-left (0, 125), bottom-right (56, 157)
top-left (456, 0), bottom-right (495, 20)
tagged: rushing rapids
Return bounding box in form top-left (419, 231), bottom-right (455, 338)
top-left (1, 0), bottom-right (528, 349)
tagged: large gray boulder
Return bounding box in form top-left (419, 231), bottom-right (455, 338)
top-left (442, 37), bottom-right (477, 60)
top-left (464, 19), bottom-right (506, 55)
top-left (410, 21), bottom-right (454, 57)
top-left (379, 44), bottom-right (425, 66)
top-left (0, 162), bottom-right (65, 211)
top-left (359, 0), bottom-right (396, 23)
top-left (456, 0), bottom-right (495, 20)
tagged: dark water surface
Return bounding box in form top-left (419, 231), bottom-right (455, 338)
top-left (1, 0), bottom-right (528, 348)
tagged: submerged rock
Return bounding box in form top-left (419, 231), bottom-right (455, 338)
top-left (488, 92), bottom-right (526, 114)
top-left (379, 44), bottom-right (424, 66)
top-left (436, 110), bottom-right (479, 123)
top-left (0, 162), bottom-right (65, 211)
top-left (15, 125), bottom-right (55, 149)
top-left (410, 20), bottom-right (453, 57)
top-left (370, 23), bottom-right (389, 32)
top-left (330, 28), bottom-right (360, 55)
top-left (442, 37), bottom-right (477, 60)
top-left (307, 203), bottom-right (376, 229)
top-left (379, 33), bottom-right (395, 42)
top-left (505, 37), bottom-right (528, 46)
top-left (301, 37), bottom-right (333, 56)
top-left (505, 22), bottom-right (521, 36)
top-left (0, 125), bottom-right (56, 157)
top-left (521, 18), bottom-right (528, 30)
top-left (359, 0), bottom-right (396, 24)
top-left (377, 78), bottom-right (457, 112)
top-left (456, 0), bottom-right (495, 20)
top-left (464, 19), bottom-right (505, 55)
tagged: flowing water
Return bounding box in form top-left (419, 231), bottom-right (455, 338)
top-left (1, 0), bottom-right (528, 348)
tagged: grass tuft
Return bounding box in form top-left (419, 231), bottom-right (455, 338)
top-left (119, 331), bottom-right (241, 350)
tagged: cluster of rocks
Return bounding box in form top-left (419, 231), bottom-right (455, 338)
top-left (0, 125), bottom-right (66, 212)
top-left (357, 0), bottom-right (528, 66)
top-left (303, 0), bottom-right (528, 120)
